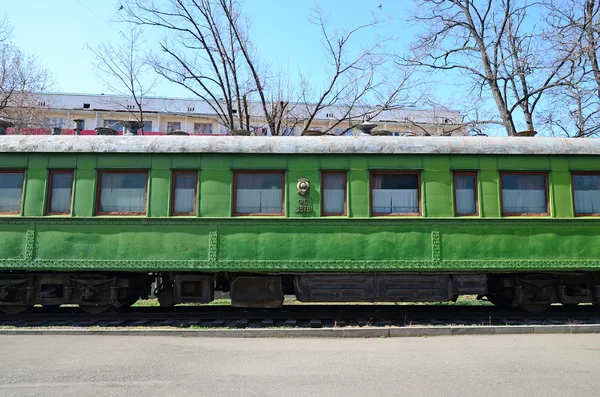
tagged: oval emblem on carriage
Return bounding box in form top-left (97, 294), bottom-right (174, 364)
top-left (297, 178), bottom-right (310, 196)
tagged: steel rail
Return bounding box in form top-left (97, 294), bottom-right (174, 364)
top-left (1, 305), bottom-right (598, 329)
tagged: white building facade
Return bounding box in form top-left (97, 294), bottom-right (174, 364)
top-left (7, 92), bottom-right (465, 136)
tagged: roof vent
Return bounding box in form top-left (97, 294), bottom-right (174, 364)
top-left (83, 103), bottom-right (90, 109)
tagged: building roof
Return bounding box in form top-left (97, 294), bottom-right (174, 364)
top-left (0, 135), bottom-right (598, 155)
top-left (35, 92), bottom-right (462, 125)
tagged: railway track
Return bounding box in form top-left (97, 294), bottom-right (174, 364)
top-left (0, 305), bottom-right (599, 329)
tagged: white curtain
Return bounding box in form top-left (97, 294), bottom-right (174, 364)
top-left (573, 175), bottom-right (600, 214)
top-left (455, 189), bottom-right (476, 215)
top-left (173, 174), bottom-right (196, 213)
top-left (49, 173), bottom-right (72, 213)
top-left (574, 191), bottom-right (600, 214)
top-left (236, 173), bottom-right (283, 214)
top-left (323, 173), bottom-right (345, 214)
top-left (502, 190), bottom-right (547, 213)
top-left (372, 189), bottom-right (418, 214)
top-left (99, 173), bottom-right (146, 213)
top-left (0, 173), bottom-right (23, 212)
top-left (502, 174), bottom-right (547, 214)
top-left (324, 190), bottom-right (344, 214)
top-left (455, 175), bottom-right (476, 215)
top-left (236, 189), bottom-right (282, 213)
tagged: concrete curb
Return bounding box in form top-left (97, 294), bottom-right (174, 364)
top-left (0, 324), bottom-right (599, 338)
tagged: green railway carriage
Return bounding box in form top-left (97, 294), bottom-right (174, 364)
top-left (1, 135), bottom-right (600, 313)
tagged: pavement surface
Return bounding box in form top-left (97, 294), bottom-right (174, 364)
top-left (0, 334), bottom-right (598, 397)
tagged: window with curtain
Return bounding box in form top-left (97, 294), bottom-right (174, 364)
top-left (142, 121), bottom-right (152, 133)
top-left (172, 172), bottom-right (197, 215)
top-left (573, 173), bottom-right (600, 215)
top-left (322, 172), bottom-right (346, 215)
top-left (235, 172), bottom-right (284, 215)
top-left (97, 172), bottom-right (148, 214)
top-left (454, 172), bottom-right (477, 216)
top-left (167, 122), bottom-right (181, 132)
top-left (0, 172), bottom-right (24, 213)
top-left (193, 123), bottom-right (212, 134)
top-left (47, 171), bottom-right (73, 214)
top-left (501, 173), bottom-right (548, 215)
top-left (371, 172), bottom-right (420, 215)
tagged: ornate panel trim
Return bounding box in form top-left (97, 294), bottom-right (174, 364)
top-left (209, 231), bottom-right (218, 262)
top-left (431, 230), bottom-right (441, 261)
top-left (25, 223), bottom-right (35, 261)
top-left (0, 259), bottom-right (599, 272)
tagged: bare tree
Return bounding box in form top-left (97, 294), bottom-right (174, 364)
top-left (89, 25), bottom-right (155, 133)
top-left (0, 15), bottom-right (15, 113)
top-left (0, 15), bottom-right (51, 133)
top-left (0, 47), bottom-right (51, 133)
top-left (544, 0), bottom-right (600, 137)
top-left (120, 0), bottom-right (261, 133)
top-left (0, 14), bottom-right (12, 44)
top-left (405, 0), bottom-right (573, 136)
top-left (296, 7), bottom-right (417, 136)
top-left (120, 0), bottom-right (415, 136)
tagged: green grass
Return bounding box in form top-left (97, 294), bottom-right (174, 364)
top-left (132, 295), bottom-right (493, 307)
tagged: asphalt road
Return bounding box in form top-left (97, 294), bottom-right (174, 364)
top-left (0, 334), bottom-right (598, 397)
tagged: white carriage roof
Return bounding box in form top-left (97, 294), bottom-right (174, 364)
top-left (0, 135), bottom-right (598, 155)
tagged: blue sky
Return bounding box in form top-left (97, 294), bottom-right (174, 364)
top-left (4, 0), bottom-right (413, 98)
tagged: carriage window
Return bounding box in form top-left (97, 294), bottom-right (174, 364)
top-left (0, 171), bottom-right (24, 214)
top-left (234, 172), bottom-right (284, 215)
top-left (371, 172), bottom-right (420, 215)
top-left (172, 171), bottom-right (197, 215)
top-left (96, 171), bottom-right (148, 215)
top-left (572, 173), bottom-right (600, 215)
top-left (322, 172), bottom-right (346, 216)
top-left (47, 171), bottom-right (74, 214)
top-left (501, 173), bottom-right (548, 216)
top-left (454, 172), bottom-right (478, 216)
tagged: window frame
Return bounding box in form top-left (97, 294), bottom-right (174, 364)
top-left (0, 170), bottom-right (25, 215)
top-left (232, 170), bottom-right (285, 216)
top-left (499, 171), bottom-right (550, 217)
top-left (453, 171), bottom-right (479, 217)
top-left (193, 122), bottom-right (212, 134)
top-left (46, 170), bottom-right (74, 215)
top-left (321, 171), bottom-right (347, 216)
top-left (171, 170), bottom-right (198, 216)
top-left (103, 119), bottom-right (123, 132)
top-left (95, 170), bottom-right (149, 216)
top-left (571, 171), bottom-right (600, 217)
top-left (369, 171), bottom-right (422, 217)
top-left (167, 121), bottom-right (181, 133)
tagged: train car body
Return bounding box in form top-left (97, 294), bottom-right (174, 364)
top-left (0, 135), bottom-right (599, 313)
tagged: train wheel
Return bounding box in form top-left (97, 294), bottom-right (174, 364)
top-left (0, 305), bottom-right (31, 314)
top-left (79, 304), bottom-right (111, 314)
top-left (519, 303), bottom-right (551, 313)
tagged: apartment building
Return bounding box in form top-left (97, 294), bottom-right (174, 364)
top-left (2, 92), bottom-right (465, 136)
